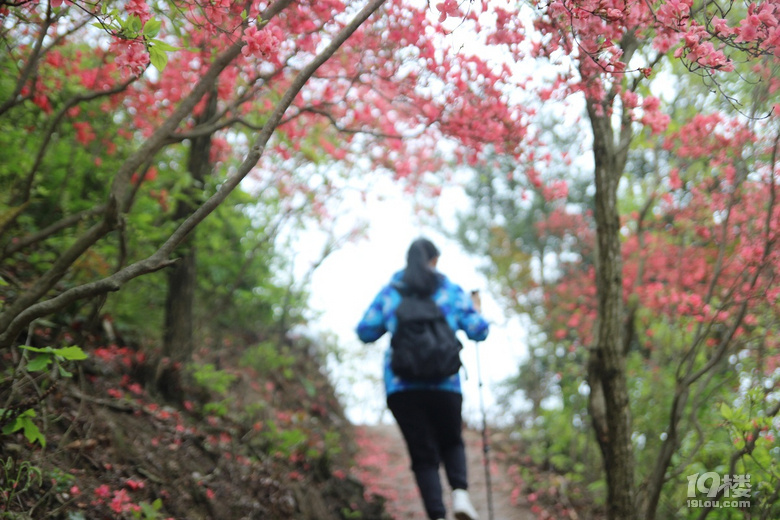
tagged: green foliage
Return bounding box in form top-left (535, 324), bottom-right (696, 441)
top-left (47, 468), bottom-right (76, 494)
top-left (241, 341), bottom-right (295, 379)
top-left (190, 363), bottom-right (237, 395)
top-left (264, 425), bottom-right (309, 458)
top-left (189, 363), bottom-right (238, 417)
top-left (715, 388), bottom-right (780, 518)
top-left (132, 499), bottom-right (165, 520)
top-left (1, 346), bottom-right (88, 448)
top-left (19, 345), bottom-right (87, 378)
top-left (90, 11), bottom-right (178, 72)
top-left (340, 507), bottom-right (363, 519)
top-left (0, 457), bottom-right (42, 513)
top-left (0, 410), bottom-right (44, 448)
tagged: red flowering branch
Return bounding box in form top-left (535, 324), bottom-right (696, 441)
top-left (16, 76), bottom-right (138, 205)
top-left (0, 0), bottom-right (389, 350)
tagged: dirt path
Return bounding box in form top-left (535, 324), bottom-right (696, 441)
top-left (355, 424), bottom-right (534, 520)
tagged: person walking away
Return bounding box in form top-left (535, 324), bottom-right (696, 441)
top-left (356, 238), bottom-right (488, 520)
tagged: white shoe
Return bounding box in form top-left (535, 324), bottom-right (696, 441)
top-left (452, 489), bottom-right (479, 520)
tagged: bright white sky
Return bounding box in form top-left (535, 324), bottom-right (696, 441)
top-left (290, 0), bottom-right (542, 427)
top-left (298, 173), bottom-right (530, 427)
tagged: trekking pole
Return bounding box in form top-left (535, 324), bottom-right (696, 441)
top-left (474, 338), bottom-right (495, 520)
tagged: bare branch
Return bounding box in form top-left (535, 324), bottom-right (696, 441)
top-left (1, 204), bottom-right (107, 260)
top-left (285, 106), bottom-right (405, 140)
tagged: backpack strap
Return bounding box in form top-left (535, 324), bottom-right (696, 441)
top-left (392, 281), bottom-right (436, 300)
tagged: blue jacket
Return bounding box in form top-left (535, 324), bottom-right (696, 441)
top-left (356, 269), bottom-right (489, 396)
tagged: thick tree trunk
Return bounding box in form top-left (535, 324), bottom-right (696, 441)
top-left (587, 102), bottom-right (636, 520)
top-left (162, 248), bottom-right (197, 362)
top-left (161, 90), bottom-right (217, 365)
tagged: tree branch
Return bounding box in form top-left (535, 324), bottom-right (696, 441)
top-left (0, 0), bottom-right (389, 349)
top-left (1, 204), bottom-right (107, 260)
top-left (16, 76), bottom-right (138, 206)
top-left (0, 8), bottom-right (53, 117)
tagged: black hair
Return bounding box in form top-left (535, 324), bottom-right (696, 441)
top-left (402, 238), bottom-right (441, 296)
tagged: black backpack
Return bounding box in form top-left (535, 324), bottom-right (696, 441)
top-left (390, 290), bottom-right (463, 380)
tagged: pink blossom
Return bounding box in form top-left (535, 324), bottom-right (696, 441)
top-left (712, 18), bottom-right (733, 37)
top-left (736, 16), bottom-right (761, 42)
top-left (642, 95), bottom-right (661, 112)
top-left (668, 168), bottom-right (683, 190)
top-left (112, 39), bottom-right (149, 75)
top-left (110, 489), bottom-right (132, 513)
top-left (125, 479), bottom-right (145, 491)
top-left (242, 25), bottom-right (282, 59)
top-left (125, 0), bottom-right (151, 24)
top-left (436, 0), bottom-right (460, 22)
top-left (542, 179), bottom-right (569, 201)
top-left (758, 7), bottom-right (778, 27)
top-left (684, 31), bottom-right (701, 48)
top-left (72, 121), bottom-right (96, 146)
top-left (94, 485), bottom-right (111, 499)
top-left (641, 110), bottom-right (671, 134)
top-left (654, 32), bottom-right (681, 53)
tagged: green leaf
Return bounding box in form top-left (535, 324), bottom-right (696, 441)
top-left (752, 445), bottom-right (772, 466)
top-left (2, 409), bottom-right (45, 447)
top-left (720, 403), bottom-right (732, 421)
top-left (20, 345), bottom-right (54, 354)
top-left (149, 38), bottom-right (180, 52)
top-left (22, 420), bottom-right (45, 447)
top-left (2, 409), bottom-right (36, 435)
top-left (26, 355), bottom-right (52, 372)
top-left (56, 346), bottom-right (88, 361)
top-left (127, 15), bottom-right (143, 34)
top-left (143, 19), bottom-right (162, 38)
top-left (149, 47), bottom-right (168, 72)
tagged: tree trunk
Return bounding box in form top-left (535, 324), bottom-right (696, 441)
top-left (161, 89), bottom-right (217, 365)
top-left (587, 101), bottom-right (636, 520)
top-left (162, 248), bottom-right (197, 362)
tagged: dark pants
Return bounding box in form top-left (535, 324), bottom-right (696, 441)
top-left (387, 390), bottom-right (468, 520)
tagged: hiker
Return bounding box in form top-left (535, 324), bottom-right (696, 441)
top-left (356, 237), bottom-right (488, 520)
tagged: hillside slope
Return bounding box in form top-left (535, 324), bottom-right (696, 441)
top-left (1, 332), bottom-right (391, 519)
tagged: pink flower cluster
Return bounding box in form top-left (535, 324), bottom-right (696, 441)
top-left (125, 0), bottom-right (151, 24)
top-left (542, 179), bottom-right (569, 201)
top-left (241, 25), bottom-right (282, 59)
top-left (111, 39), bottom-right (149, 75)
top-left (640, 96), bottom-right (671, 134)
